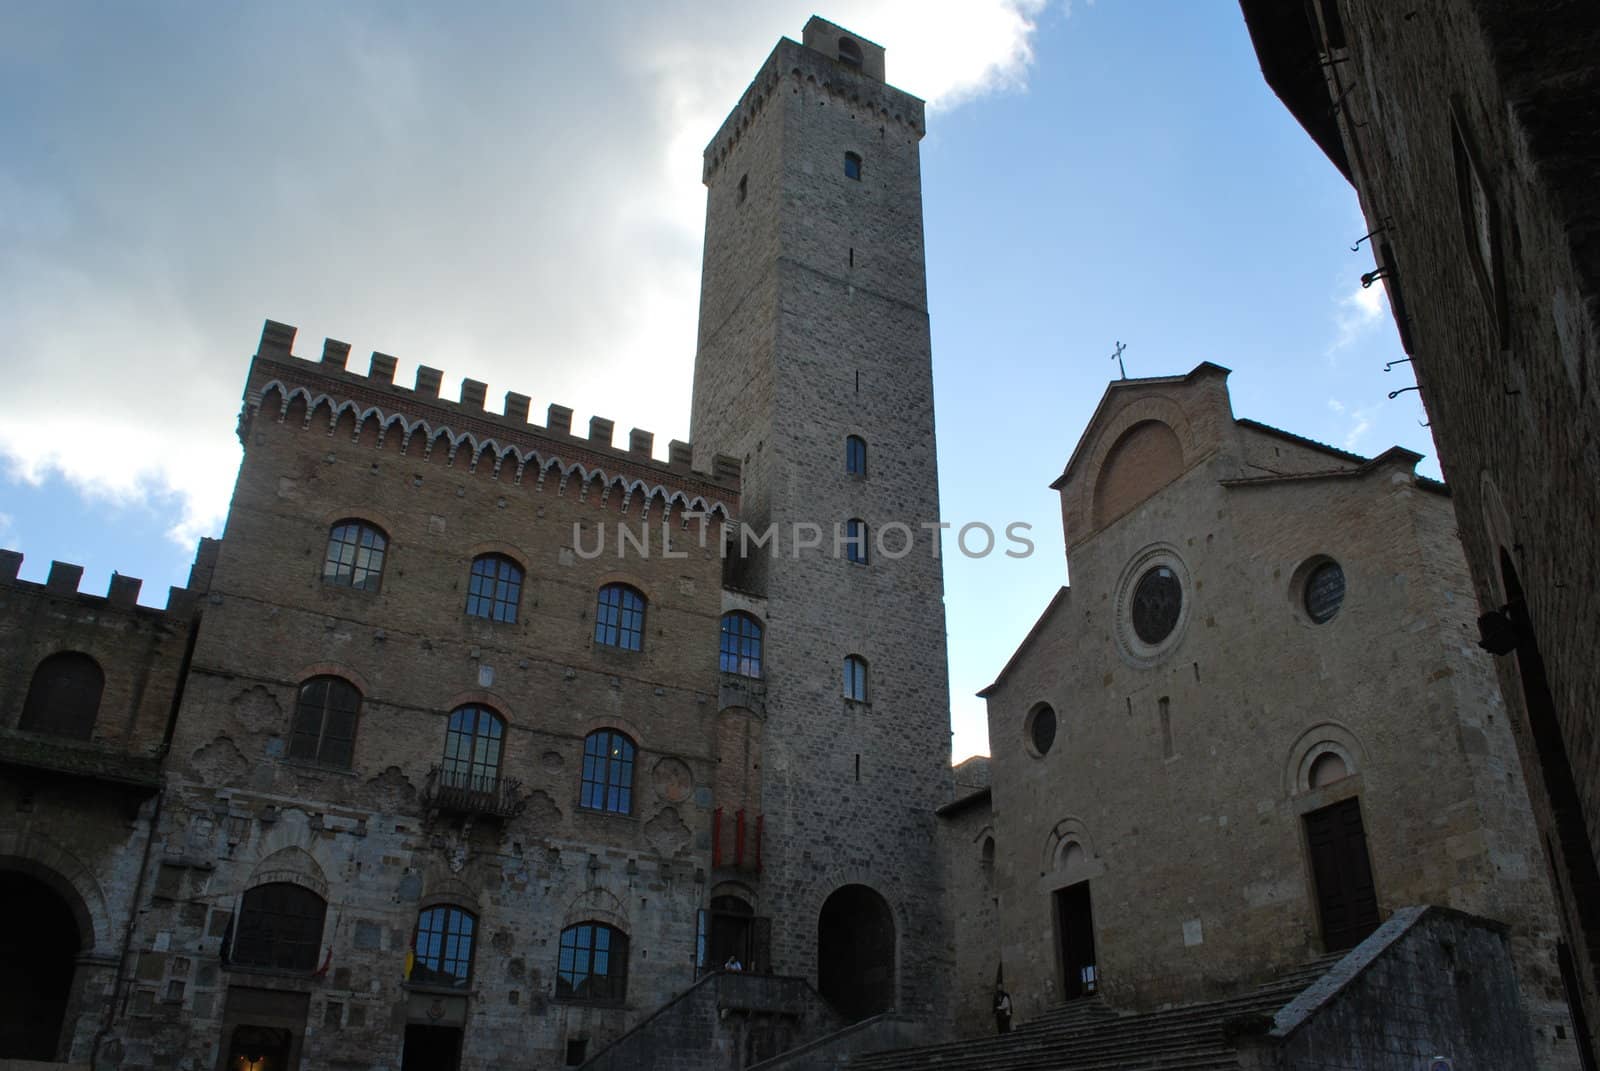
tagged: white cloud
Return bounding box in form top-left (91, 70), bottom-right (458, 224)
top-left (1326, 279), bottom-right (1387, 358)
top-left (1341, 404), bottom-right (1378, 451)
top-left (0, 3), bottom-right (1053, 549)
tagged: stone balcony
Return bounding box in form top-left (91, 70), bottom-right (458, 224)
top-left (0, 727), bottom-right (162, 794)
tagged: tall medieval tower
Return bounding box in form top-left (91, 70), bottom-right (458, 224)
top-left (691, 18), bottom-right (953, 1020)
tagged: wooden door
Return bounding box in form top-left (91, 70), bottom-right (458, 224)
top-left (1305, 796), bottom-right (1380, 952)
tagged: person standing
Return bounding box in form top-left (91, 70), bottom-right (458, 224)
top-left (993, 986), bottom-right (1012, 1034)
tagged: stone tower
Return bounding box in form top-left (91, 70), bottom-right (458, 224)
top-left (691, 18), bottom-right (953, 1021)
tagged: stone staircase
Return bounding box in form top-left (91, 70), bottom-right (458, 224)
top-left (845, 957), bottom-right (1343, 1071)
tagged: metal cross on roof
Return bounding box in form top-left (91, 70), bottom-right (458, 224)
top-left (1111, 340), bottom-right (1128, 379)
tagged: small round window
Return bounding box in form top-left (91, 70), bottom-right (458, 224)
top-left (1304, 561), bottom-right (1346, 624)
top-left (1026, 704), bottom-right (1057, 757)
top-left (1132, 566), bottom-right (1183, 644)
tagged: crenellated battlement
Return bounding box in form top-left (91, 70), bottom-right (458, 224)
top-left (245, 320), bottom-right (741, 521)
top-left (702, 36), bottom-right (926, 184)
top-left (0, 546), bottom-right (208, 618)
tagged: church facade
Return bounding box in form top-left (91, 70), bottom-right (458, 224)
top-left (960, 364), bottom-right (1578, 1067)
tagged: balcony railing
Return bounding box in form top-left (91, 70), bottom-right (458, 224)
top-left (421, 764), bottom-right (527, 819)
top-left (0, 727), bottom-right (162, 793)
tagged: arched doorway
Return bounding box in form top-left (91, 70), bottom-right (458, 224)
top-left (0, 870), bottom-right (81, 1059)
top-left (817, 884), bottom-right (895, 1021)
top-left (709, 895), bottom-right (754, 969)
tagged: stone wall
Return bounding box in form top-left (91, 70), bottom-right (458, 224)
top-left (937, 791), bottom-right (999, 1039)
top-left (1239, 906), bottom-right (1538, 1071)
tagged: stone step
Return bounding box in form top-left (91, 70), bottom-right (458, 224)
top-left (854, 1043), bottom-right (1241, 1071)
top-left (850, 958), bottom-right (1344, 1071)
top-left (854, 1033), bottom-right (1238, 1071)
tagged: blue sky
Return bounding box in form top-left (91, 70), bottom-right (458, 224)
top-left (0, 1), bottom-right (1429, 762)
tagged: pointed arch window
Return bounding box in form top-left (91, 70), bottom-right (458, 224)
top-left (289, 676), bottom-right (360, 768)
top-left (323, 520), bottom-right (387, 591)
top-left (466, 554), bottom-right (523, 623)
top-left (846, 435), bottom-right (867, 476)
top-left (19, 651), bottom-right (104, 739)
top-left (557, 922), bottom-right (629, 1004)
top-left (720, 612), bottom-right (764, 678)
top-left (844, 655), bottom-right (869, 702)
top-left (581, 729), bottom-right (636, 814)
top-left (232, 882), bottom-right (327, 972)
top-left (412, 905), bottom-right (476, 989)
top-left (594, 584), bottom-right (646, 651)
top-left (442, 706), bottom-right (504, 792)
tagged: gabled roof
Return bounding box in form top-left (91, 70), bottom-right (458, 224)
top-left (1235, 417), bottom-right (1369, 466)
top-left (1052, 362), bottom-right (1230, 491)
top-left (1221, 443), bottom-right (1449, 496)
top-left (978, 586), bottom-right (1069, 699)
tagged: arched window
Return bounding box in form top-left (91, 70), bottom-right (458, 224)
top-left (557, 922), bottom-right (629, 1003)
top-left (1309, 751), bottom-right (1350, 788)
top-left (232, 883), bottom-right (327, 971)
top-left (323, 519), bottom-right (387, 591)
top-left (838, 37), bottom-right (863, 68)
top-left (844, 152), bottom-right (863, 181)
top-left (720, 612), bottom-right (764, 678)
top-left (442, 706), bottom-right (505, 792)
top-left (846, 435), bottom-right (867, 476)
top-left (845, 519), bottom-right (869, 564)
top-left (19, 651), bottom-right (104, 739)
top-left (844, 655), bottom-right (869, 702)
top-left (581, 729), bottom-right (636, 814)
top-left (289, 676), bottom-right (360, 768)
top-left (412, 905), bottom-right (476, 989)
top-left (466, 554), bottom-right (523, 623)
top-left (594, 584), bottom-right (646, 651)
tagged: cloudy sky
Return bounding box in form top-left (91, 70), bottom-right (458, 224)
top-left (1, 1), bottom-right (1426, 762)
